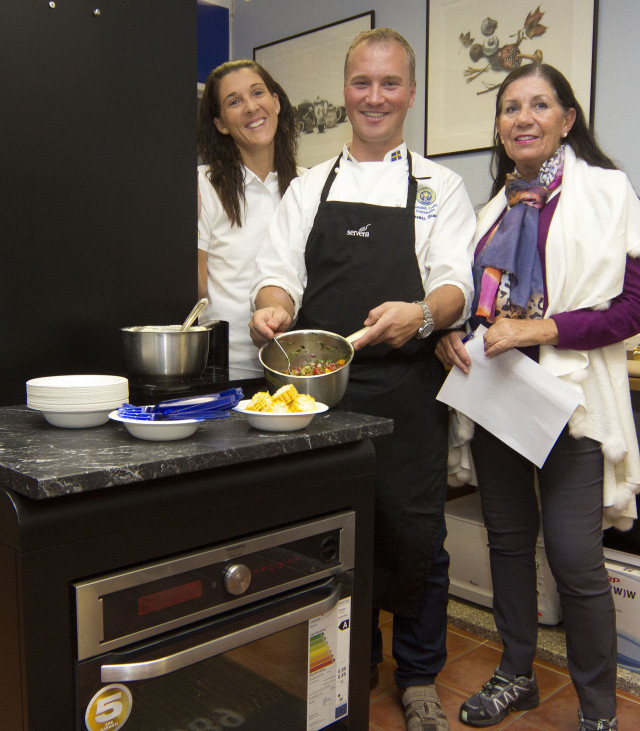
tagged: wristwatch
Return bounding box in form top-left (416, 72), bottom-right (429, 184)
top-left (413, 300), bottom-right (434, 339)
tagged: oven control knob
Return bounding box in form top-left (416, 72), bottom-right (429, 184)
top-left (224, 563), bottom-right (252, 595)
top-left (320, 536), bottom-right (339, 562)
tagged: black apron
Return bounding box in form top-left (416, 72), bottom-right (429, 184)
top-left (296, 153), bottom-right (449, 616)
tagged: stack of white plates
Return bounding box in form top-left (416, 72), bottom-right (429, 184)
top-left (26, 375), bottom-right (129, 428)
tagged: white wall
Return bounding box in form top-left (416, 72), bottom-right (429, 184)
top-left (593, 0), bottom-right (640, 186)
top-left (232, 0), bottom-right (640, 206)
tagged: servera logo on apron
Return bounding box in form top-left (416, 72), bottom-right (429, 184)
top-left (346, 223), bottom-right (372, 237)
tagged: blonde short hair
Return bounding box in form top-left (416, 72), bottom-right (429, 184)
top-left (344, 28), bottom-right (416, 85)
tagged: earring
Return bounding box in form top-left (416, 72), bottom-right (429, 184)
top-left (562, 132), bottom-right (567, 138)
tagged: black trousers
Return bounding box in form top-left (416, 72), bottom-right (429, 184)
top-left (472, 425), bottom-right (617, 720)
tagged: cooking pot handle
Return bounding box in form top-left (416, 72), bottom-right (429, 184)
top-left (345, 326), bottom-right (370, 344)
top-left (100, 577), bottom-right (342, 682)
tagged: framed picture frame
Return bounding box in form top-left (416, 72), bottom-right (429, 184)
top-left (254, 11), bottom-right (374, 168)
top-left (425, 0), bottom-right (598, 157)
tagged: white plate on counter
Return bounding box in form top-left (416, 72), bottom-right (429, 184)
top-left (233, 400), bottom-right (329, 432)
top-left (27, 375), bottom-right (128, 425)
top-left (27, 374), bottom-right (128, 391)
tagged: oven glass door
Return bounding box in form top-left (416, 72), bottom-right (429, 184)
top-left (77, 576), bottom-right (351, 731)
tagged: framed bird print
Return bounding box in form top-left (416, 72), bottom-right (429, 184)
top-left (425, 0), bottom-right (598, 156)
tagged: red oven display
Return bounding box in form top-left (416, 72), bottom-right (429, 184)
top-left (138, 579), bottom-right (203, 616)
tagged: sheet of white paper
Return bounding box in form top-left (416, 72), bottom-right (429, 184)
top-left (436, 325), bottom-right (582, 467)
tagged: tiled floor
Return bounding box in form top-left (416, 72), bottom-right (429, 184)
top-left (369, 611), bottom-right (640, 730)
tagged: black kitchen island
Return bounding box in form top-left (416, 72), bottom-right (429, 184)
top-left (0, 405), bottom-right (392, 730)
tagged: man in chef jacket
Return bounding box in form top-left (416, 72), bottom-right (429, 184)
top-left (249, 28), bottom-right (475, 729)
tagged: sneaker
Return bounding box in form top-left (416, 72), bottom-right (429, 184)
top-left (578, 707), bottom-right (618, 730)
top-left (402, 685), bottom-right (449, 731)
top-left (459, 666), bottom-right (539, 727)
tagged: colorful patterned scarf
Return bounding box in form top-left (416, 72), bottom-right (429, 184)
top-left (474, 146), bottom-right (565, 321)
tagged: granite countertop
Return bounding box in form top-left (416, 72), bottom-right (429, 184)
top-left (0, 405), bottom-right (393, 501)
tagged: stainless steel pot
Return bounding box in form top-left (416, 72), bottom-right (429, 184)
top-left (259, 328), bottom-right (367, 407)
top-left (121, 325), bottom-right (210, 377)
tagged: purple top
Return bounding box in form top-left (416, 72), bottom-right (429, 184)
top-left (475, 193), bottom-right (640, 351)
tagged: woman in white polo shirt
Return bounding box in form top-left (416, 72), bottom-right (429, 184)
top-left (197, 60), bottom-right (301, 370)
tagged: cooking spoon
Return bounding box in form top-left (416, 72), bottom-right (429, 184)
top-left (180, 298), bottom-right (209, 332)
top-left (272, 336), bottom-right (293, 374)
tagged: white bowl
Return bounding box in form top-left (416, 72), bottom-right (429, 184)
top-left (233, 400), bottom-right (329, 432)
top-left (108, 411), bottom-right (201, 441)
top-left (41, 410), bottom-right (112, 428)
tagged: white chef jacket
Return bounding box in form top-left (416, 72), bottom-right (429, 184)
top-left (198, 164), bottom-right (296, 370)
top-left (250, 143), bottom-right (476, 325)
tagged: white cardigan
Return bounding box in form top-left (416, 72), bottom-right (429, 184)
top-left (455, 146), bottom-right (640, 529)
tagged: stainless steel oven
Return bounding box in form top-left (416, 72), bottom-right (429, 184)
top-left (74, 511), bottom-right (355, 731)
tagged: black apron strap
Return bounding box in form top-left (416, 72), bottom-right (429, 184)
top-left (319, 155), bottom-right (342, 204)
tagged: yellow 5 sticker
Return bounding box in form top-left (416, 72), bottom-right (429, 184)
top-left (85, 684), bottom-right (132, 731)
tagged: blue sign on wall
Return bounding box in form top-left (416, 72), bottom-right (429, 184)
top-left (197, 2), bottom-right (229, 84)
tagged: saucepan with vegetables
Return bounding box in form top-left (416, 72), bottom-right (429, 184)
top-left (258, 327), bottom-right (368, 407)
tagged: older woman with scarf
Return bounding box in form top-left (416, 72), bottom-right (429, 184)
top-left (436, 63), bottom-right (640, 730)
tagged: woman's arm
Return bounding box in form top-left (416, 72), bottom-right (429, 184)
top-left (482, 256), bottom-right (640, 357)
top-left (550, 254), bottom-right (640, 350)
top-left (482, 317), bottom-right (558, 358)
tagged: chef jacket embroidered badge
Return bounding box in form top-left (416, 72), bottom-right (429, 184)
top-left (417, 187), bottom-right (436, 205)
top-left (416, 186), bottom-right (438, 221)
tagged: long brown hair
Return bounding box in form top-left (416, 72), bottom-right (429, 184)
top-left (197, 60), bottom-right (299, 226)
top-left (490, 63), bottom-right (618, 198)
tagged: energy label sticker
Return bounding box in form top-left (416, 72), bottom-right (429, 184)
top-left (85, 684), bottom-right (132, 731)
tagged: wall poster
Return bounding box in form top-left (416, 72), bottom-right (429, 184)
top-left (426, 1), bottom-right (598, 156)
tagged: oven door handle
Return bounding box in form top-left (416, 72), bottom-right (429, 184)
top-left (101, 578), bottom-right (342, 682)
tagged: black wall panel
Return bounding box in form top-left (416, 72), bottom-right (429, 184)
top-left (1, 1), bottom-right (198, 405)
